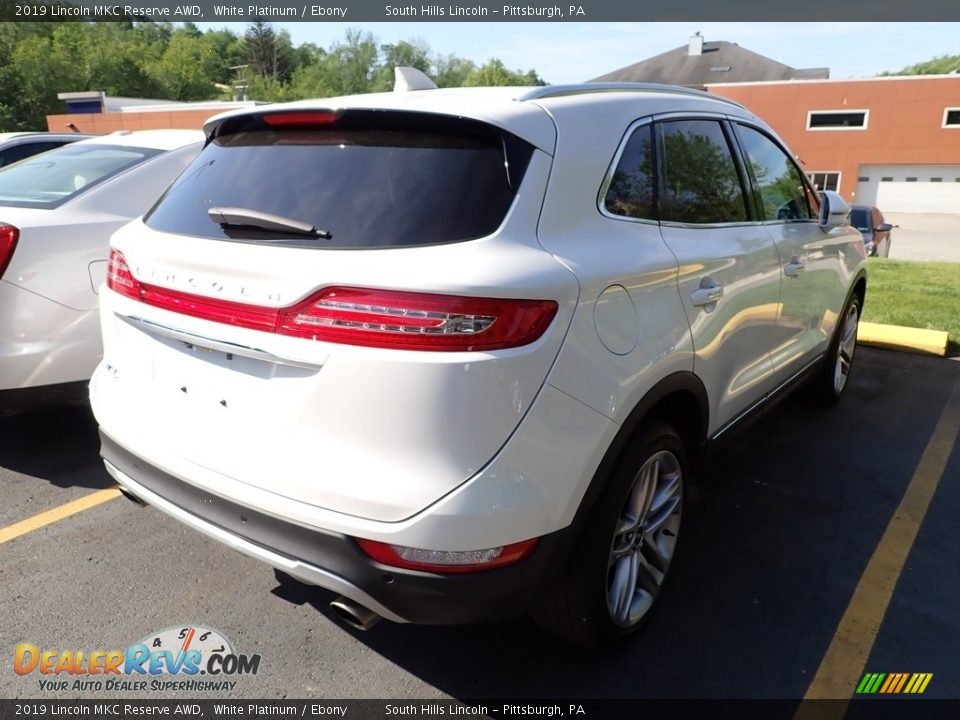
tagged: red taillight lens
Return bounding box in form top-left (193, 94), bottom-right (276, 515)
top-left (355, 538), bottom-right (539, 574)
top-left (261, 111), bottom-right (337, 128)
top-left (279, 287), bottom-right (558, 351)
top-left (105, 251), bottom-right (557, 352)
top-left (106, 248), bottom-right (141, 299)
top-left (0, 224), bottom-right (20, 280)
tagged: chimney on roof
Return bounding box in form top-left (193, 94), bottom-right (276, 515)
top-left (689, 32), bottom-right (704, 56)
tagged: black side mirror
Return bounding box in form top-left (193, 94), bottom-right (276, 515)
top-left (876, 223), bottom-right (893, 232)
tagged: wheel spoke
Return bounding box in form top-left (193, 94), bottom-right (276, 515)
top-left (649, 469), bottom-right (681, 516)
top-left (645, 494), bottom-right (681, 535)
top-left (628, 457), bottom-right (657, 522)
top-left (640, 535), bottom-right (670, 573)
top-left (608, 555), bottom-right (633, 622)
top-left (635, 555), bottom-right (662, 596)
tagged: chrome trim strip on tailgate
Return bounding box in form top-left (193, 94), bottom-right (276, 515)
top-left (117, 314), bottom-right (323, 370)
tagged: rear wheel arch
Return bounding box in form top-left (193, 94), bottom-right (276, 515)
top-left (570, 372), bottom-right (707, 530)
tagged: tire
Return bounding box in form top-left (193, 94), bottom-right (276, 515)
top-left (535, 420), bottom-right (685, 650)
top-left (811, 292), bottom-right (861, 405)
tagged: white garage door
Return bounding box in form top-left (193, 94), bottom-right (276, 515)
top-left (855, 165), bottom-right (960, 213)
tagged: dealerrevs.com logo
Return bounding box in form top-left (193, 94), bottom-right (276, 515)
top-left (14, 625), bottom-right (262, 692)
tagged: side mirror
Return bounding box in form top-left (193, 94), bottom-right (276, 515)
top-left (877, 223), bottom-right (894, 232)
top-left (819, 190), bottom-right (851, 229)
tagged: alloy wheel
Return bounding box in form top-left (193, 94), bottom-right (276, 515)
top-left (606, 450), bottom-right (683, 628)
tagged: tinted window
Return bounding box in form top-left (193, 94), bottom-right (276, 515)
top-left (0, 144), bottom-right (160, 209)
top-left (736, 125), bottom-right (814, 221)
top-left (146, 113), bottom-right (532, 249)
top-left (658, 120), bottom-right (747, 224)
top-left (944, 109), bottom-right (960, 126)
top-left (850, 208), bottom-right (870, 232)
top-left (604, 124), bottom-right (654, 220)
top-left (0, 141), bottom-right (65, 168)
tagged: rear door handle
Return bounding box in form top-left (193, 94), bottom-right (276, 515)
top-left (784, 258), bottom-right (805, 278)
top-left (691, 285), bottom-right (724, 307)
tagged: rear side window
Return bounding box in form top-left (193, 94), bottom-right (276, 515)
top-left (603, 124), bottom-right (655, 220)
top-left (145, 112), bottom-right (533, 249)
top-left (0, 144), bottom-right (160, 209)
top-left (657, 120), bottom-right (748, 224)
top-left (735, 124), bottom-right (815, 221)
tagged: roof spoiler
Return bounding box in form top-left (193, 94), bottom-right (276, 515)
top-left (394, 67), bottom-right (438, 92)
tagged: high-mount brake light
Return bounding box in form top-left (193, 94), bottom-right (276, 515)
top-left (0, 224), bottom-right (19, 280)
top-left (261, 111), bottom-right (337, 127)
top-left (104, 251), bottom-right (557, 351)
top-left (355, 538), bottom-right (539, 574)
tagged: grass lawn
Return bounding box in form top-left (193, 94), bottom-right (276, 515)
top-left (862, 258), bottom-right (960, 355)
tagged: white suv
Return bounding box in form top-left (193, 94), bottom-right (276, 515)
top-left (91, 74), bottom-right (866, 649)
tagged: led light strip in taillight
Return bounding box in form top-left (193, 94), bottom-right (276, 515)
top-left (355, 538), bottom-right (539, 574)
top-left (106, 249), bottom-right (558, 352)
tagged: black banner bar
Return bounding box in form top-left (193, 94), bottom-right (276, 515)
top-left (2, 0), bottom-right (960, 21)
top-left (2, 700), bottom-right (960, 720)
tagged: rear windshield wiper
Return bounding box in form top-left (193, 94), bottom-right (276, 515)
top-left (208, 207), bottom-right (331, 239)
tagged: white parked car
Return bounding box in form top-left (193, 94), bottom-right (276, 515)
top-left (0, 130), bottom-right (204, 412)
top-left (91, 75), bottom-right (866, 649)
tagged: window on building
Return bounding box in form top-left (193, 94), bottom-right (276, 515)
top-left (808, 172), bottom-right (841, 193)
top-left (943, 108), bottom-right (960, 127)
top-left (881, 176), bottom-right (894, 182)
top-left (931, 177), bottom-right (943, 182)
top-left (858, 176), bottom-right (869, 182)
top-left (906, 177), bottom-right (918, 182)
top-left (807, 111), bottom-right (868, 130)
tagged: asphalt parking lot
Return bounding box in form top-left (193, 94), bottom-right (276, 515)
top-left (1, 347), bottom-right (958, 702)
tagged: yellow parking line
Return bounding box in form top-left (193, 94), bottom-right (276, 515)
top-left (0, 488), bottom-right (121, 545)
top-left (796, 375), bottom-right (960, 715)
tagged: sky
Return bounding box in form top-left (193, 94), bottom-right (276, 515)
top-left (195, 22), bottom-right (960, 84)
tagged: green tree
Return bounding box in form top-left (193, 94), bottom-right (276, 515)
top-left (432, 54), bottom-right (476, 88)
top-left (884, 54), bottom-right (960, 75)
top-left (463, 58), bottom-right (545, 87)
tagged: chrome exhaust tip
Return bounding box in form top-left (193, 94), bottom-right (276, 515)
top-left (329, 597), bottom-right (381, 631)
top-left (118, 487), bottom-right (146, 506)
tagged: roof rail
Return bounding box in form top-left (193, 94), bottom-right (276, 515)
top-left (518, 82), bottom-right (745, 109)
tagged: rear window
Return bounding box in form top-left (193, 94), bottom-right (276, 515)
top-left (145, 111), bottom-right (533, 249)
top-left (850, 208), bottom-right (870, 232)
top-left (0, 144), bottom-right (161, 209)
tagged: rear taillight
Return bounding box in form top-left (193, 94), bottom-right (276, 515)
top-left (355, 538), bottom-right (539, 574)
top-left (106, 248), bottom-right (140, 299)
top-left (105, 250), bottom-right (557, 351)
top-left (0, 224), bottom-right (19, 280)
top-left (278, 287), bottom-right (557, 351)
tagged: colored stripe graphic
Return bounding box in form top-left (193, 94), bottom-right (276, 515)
top-left (856, 673), bottom-right (933, 694)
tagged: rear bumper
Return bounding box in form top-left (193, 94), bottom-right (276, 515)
top-left (100, 431), bottom-right (577, 625)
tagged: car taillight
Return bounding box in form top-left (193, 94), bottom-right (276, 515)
top-left (105, 250), bottom-right (557, 352)
top-left (278, 287), bottom-right (557, 351)
top-left (355, 538), bottom-right (539, 574)
top-left (106, 248), bottom-right (141, 299)
top-left (0, 224), bottom-right (19, 280)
